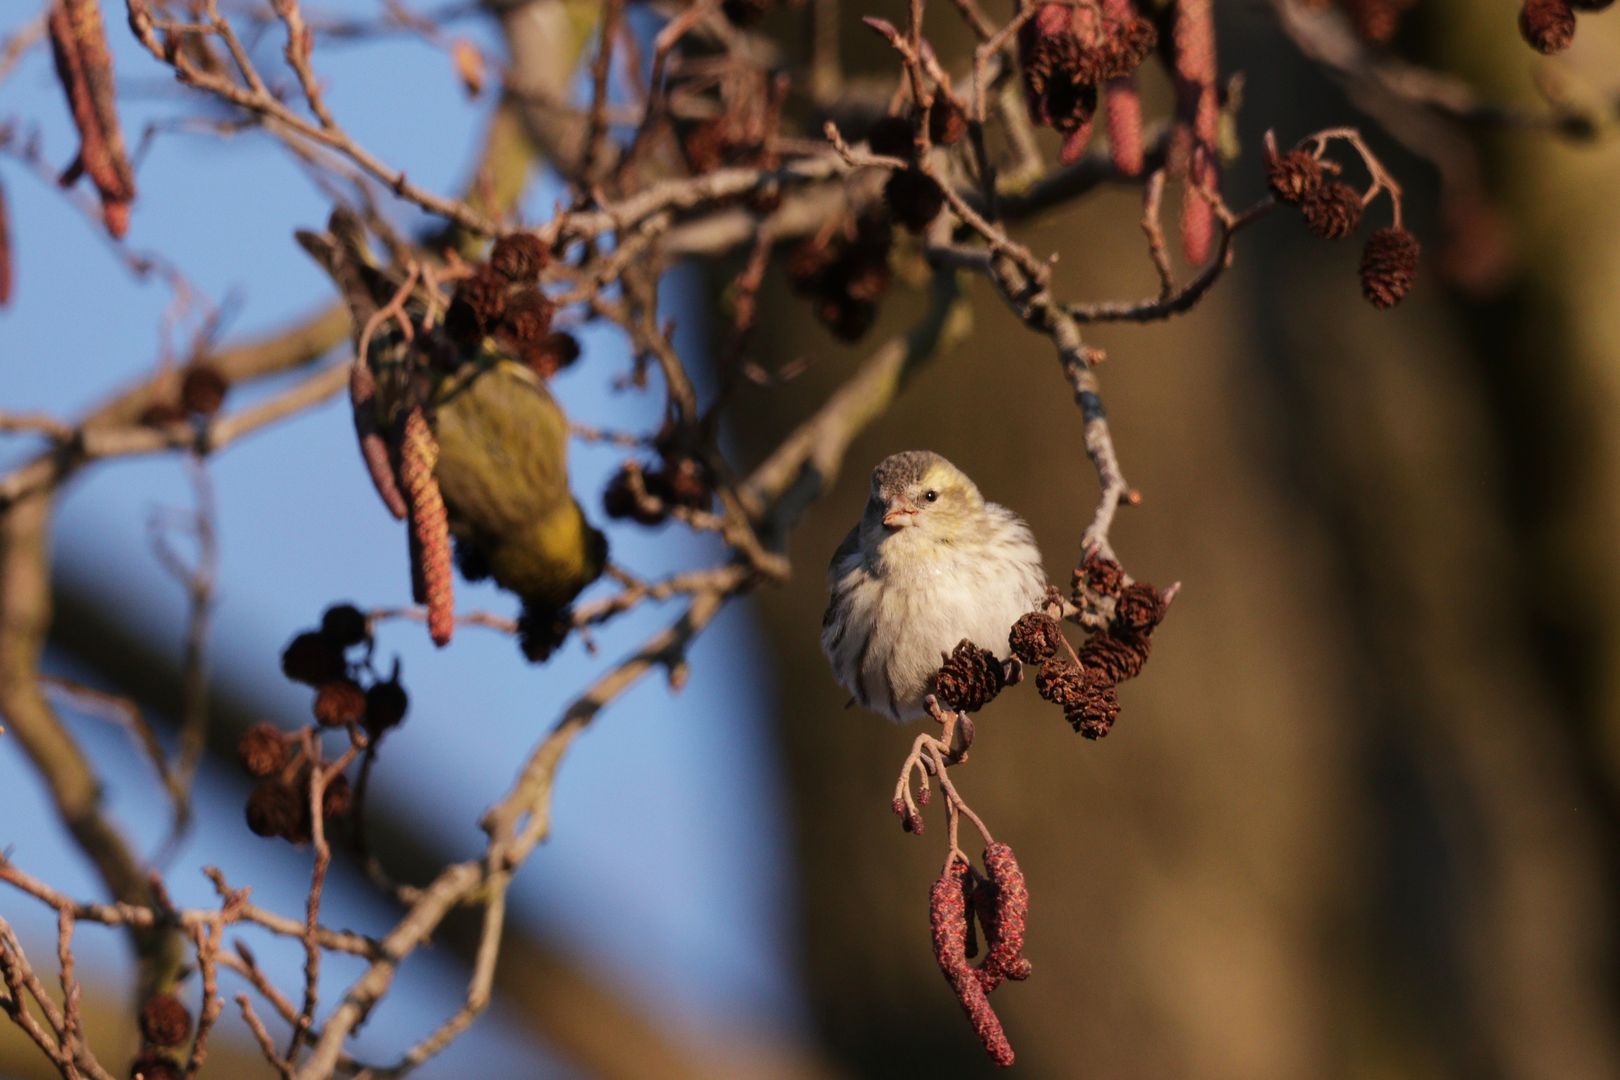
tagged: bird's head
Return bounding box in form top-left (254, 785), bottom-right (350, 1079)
top-left (864, 450), bottom-right (985, 547)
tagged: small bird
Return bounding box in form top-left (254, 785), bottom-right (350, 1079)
top-left (822, 451), bottom-right (1047, 722)
top-left (296, 211), bottom-right (606, 627)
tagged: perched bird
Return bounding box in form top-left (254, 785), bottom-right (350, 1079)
top-left (822, 451), bottom-right (1047, 721)
top-left (296, 210), bottom-right (607, 630)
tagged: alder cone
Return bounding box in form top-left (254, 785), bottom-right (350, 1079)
top-left (866, 115), bottom-right (914, 159)
top-left (1519, 0), bottom-right (1576, 53)
top-left (1266, 149), bottom-right (1325, 204)
top-left (1301, 181), bottom-right (1364, 240)
top-left (1359, 227), bottom-right (1420, 310)
top-left (934, 641), bottom-right (1005, 713)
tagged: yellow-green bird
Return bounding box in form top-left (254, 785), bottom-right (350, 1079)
top-left (296, 210), bottom-right (607, 643)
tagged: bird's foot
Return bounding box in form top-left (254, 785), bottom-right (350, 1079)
top-left (925, 693), bottom-right (972, 762)
top-left (1002, 656), bottom-right (1024, 688)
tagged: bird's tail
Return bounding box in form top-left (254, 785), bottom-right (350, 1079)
top-left (294, 208), bottom-right (400, 331)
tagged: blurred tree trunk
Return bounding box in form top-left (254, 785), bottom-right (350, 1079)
top-left (733, 6), bottom-right (1620, 1078)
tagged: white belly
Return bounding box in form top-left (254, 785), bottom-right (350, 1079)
top-left (825, 523), bottom-right (1045, 721)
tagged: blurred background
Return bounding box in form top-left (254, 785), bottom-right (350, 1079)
top-left (4, 1), bottom-right (1620, 1077)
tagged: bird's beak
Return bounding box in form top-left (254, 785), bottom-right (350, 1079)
top-left (882, 502), bottom-right (919, 529)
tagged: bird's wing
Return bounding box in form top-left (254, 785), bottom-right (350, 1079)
top-left (827, 521), bottom-right (863, 580)
top-left (821, 521), bottom-right (864, 632)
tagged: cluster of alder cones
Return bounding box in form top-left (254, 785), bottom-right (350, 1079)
top-left (601, 418), bottom-right (718, 528)
top-left (1016, 0), bottom-right (1158, 163)
top-left (448, 234), bottom-right (581, 379)
top-left (889, 555), bottom-right (1170, 1067)
top-left (785, 209), bottom-right (897, 342)
top-left (1009, 554), bottom-right (1169, 738)
top-left (1265, 138), bottom-right (1420, 310)
top-left (239, 605), bottom-right (409, 843)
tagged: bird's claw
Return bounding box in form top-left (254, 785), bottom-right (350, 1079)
top-left (1002, 656), bottom-right (1024, 687)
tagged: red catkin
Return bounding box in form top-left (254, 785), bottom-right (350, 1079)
top-left (1172, 0), bottom-right (1219, 264)
top-left (1101, 0), bottom-right (1145, 175)
top-left (47, 0), bottom-right (136, 238)
top-left (978, 842), bottom-right (1033, 992)
top-left (1059, 116), bottom-right (1097, 166)
top-left (399, 407), bottom-right (454, 646)
top-left (349, 358), bottom-right (407, 520)
top-left (930, 858), bottom-right (1016, 1067)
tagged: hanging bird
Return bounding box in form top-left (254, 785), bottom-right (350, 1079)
top-left (296, 209), bottom-right (606, 649)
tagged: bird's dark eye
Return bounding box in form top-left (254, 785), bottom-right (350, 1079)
top-left (923, 490), bottom-right (938, 503)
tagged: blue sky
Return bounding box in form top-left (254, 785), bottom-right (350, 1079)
top-left (0, 3), bottom-right (803, 1073)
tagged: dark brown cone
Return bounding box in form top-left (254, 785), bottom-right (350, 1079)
top-left (447, 267), bottom-right (509, 343)
top-left (1265, 148), bottom-right (1325, 204)
top-left (1080, 16), bottom-right (1156, 83)
top-left (313, 679), bottom-right (366, 728)
top-left (1105, 14), bottom-right (1158, 76)
top-left (138, 992), bottom-right (192, 1047)
top-left (488, 233), bottom-right (547, 284)
top-left (1301, 180), bottom-right (1364, 240)
top-left (1034, 653), bottom-right (1086, 707)
top-left (883, 168), bottom-right (946, 234)
top-left (934, 641), bottom-right (1006, 713)
top-left (320, 603), bottom-right (368, 647)
top-left (1009, 611), bottom-right (1064, 664)
top-left (496, 290), bottom-right (554, 348)
top-left (130, 1053), bottom-right (184, 1080)
top-left (927, 97), bottom-right (968, 146)
top-left (1021, 18), bottom-right (1098, 133)
top-left (1359, 226), bottom-right (1420, 310)
top-left (1077, 553), bottom-right (1125, 600)
top-left (237, 723), bottom-right (287, 778)
top-left (321, 773), bottom-right (353, 819)
top-left (364, 679), bottom-right (408, 736)
top-left (1519, 0), bottom-right (1576, 53)
top-left (524, 331), bottom-right (582, 379)
top-left (867, 114), bottom-right (914, 158)
top-left (245, 780), bottom-right (304, 840)
top-left (280, 631), bottom-right (346, 686)
top-left (1113, 581), bottom-right (1166, 637)
top-left (1064, 670), bottom-right (1120, 738)
top-left (179, 364), bottom-right (228, 417)
top-left (1079, 630), bottom-right (1151, 683)
top-left (602, 468), bottom-right (639, 521)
